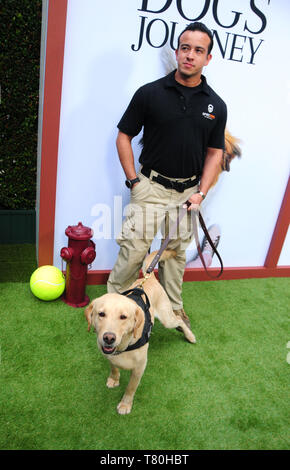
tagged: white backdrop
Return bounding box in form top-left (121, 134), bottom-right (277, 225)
top-left (53, 0), bottom-right (290, 270)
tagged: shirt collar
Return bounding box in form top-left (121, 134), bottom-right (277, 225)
top-left (164, 70), bottom-right (210, 96)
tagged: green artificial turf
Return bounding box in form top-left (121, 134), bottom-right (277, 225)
top-left (0, 245), bottom-right (289, 450)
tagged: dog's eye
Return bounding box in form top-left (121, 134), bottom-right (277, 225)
top-left (99, 312), bottom-right (105, 317)
top-left (120, 314), bottom-right (127, 320)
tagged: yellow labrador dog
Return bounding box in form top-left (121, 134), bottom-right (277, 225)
top-left (85, 250), bottom-right (196, 415)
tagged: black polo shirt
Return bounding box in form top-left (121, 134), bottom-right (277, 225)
top-left (117, 70), bottom-right (227, 178)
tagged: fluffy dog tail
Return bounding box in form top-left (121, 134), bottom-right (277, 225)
top-left (223, 129), bottom-right (242, 171)
top-left (142, 249), bottom-right (176, 276)
top-left (211, 129), bottom-right (242, 187)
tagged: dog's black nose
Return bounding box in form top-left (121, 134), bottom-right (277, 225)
top-left (103, 332), bottom-right (116, 345)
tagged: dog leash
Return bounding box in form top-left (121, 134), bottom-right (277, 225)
top-left (192, 209), bottom-right (223, 278)
top-left (145, 201), bottom-right (223, 279)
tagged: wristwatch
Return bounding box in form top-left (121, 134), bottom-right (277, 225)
top-left (125, 177), bottom-right (140, 189)
top-left (198, 191), bottom-right (206, 200)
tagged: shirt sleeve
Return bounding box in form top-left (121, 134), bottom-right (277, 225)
top-left (207, 101), bottom-right (227, 149)
top-left (117, 87), bottom-right (145, 137)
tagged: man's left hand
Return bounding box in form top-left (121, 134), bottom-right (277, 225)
top-left (184, 192), bottom-right (204, 211)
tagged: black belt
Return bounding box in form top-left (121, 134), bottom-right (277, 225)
top-left (141, 167), bottom-right (199, 193)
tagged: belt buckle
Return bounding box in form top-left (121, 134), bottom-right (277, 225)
top-left (174, 181), bottom-right (185, 193)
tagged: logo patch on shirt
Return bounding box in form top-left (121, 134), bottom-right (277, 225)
top-left (208, 104), bottom-right (214, 113)
top-left (202, 112), bottom-right (215, 120)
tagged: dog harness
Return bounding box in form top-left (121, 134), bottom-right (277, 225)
top-left (118, 287), bottom-right (153, 353)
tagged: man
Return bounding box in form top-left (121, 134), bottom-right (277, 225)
top-left (107, 22), bottom-right (227, 329)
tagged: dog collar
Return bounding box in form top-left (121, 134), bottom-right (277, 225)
top-left (114, 287), bottom-right (153, 354)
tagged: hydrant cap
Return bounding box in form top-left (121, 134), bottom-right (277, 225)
top-left (65, 222), bottom-right (93, 240)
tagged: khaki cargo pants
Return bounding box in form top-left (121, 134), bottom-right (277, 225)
top-left (107, 170), bottom-right (198, 310)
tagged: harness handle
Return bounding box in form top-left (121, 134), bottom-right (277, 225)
top-left (121, 287), bottom-right (151, 309)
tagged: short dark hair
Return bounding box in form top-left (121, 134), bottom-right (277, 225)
top-left (177, 22), bottom-right (213, 54)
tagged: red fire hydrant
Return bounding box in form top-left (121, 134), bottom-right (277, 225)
top-left (60, 222), bottom-right (96, 307)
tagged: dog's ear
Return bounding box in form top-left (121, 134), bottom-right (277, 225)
top-left (133, 306), bottom-right (144, 338)
top-left (84, 302), bottom-right (94, 331)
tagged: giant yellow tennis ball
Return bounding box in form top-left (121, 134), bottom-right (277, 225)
top-left (30, 265), bottom-right (65, 301)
